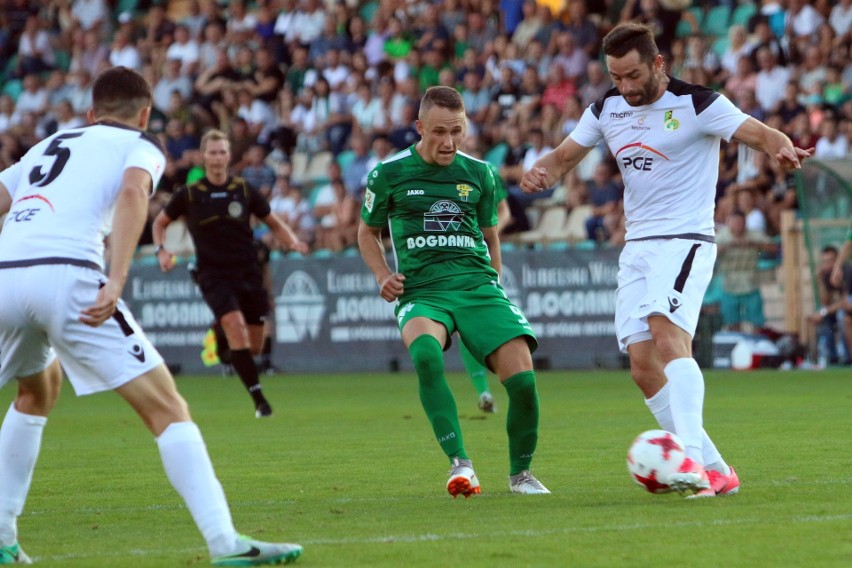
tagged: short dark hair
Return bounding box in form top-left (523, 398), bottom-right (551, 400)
top-left (91, 66), bottom-right (152, 120)
top-left (822, 245), bottom-right (839, 255)
top-left (602, 23), bottom-right (658, 65)
top-left (419, 86), bottom-right (464, 119)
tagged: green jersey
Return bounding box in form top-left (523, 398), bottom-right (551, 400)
top-left (361, 145), bottom-right (499, 294)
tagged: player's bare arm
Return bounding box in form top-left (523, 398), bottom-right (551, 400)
top-left (80, 167), bottom-right (151, 327)
top-left (520, 137), bottom-right (593, 194)
top-left (481, 225), bottom-right (502, 280)
top-left (831, 240), bottom-right (852, 287)
top-left (732, 117), bottom-right (814, 171)
top-left (0, 182), bottom-right (11, 215)
top-left (151, 208), bottom-right (177, 272)
top-left (263, 211), bottom-right (309, 254)
top-left (357, 221), bottom-right (404, 302)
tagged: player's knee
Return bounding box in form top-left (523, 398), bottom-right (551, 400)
top-left (408, 335), bottom-right (445, 379)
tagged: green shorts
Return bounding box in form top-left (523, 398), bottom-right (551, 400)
top-left (395, 281), bottom-right (537, 365)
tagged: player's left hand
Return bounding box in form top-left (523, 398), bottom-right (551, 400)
top-left (290, 239), bottom-right (309, 255)
top-left (80, 281), bottom-right (120, 327)
top-left (776, 146), bottom-right (814, 171)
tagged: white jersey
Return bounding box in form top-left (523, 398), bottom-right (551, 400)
top-left (0, 122), bottom-right (165, 269)
top-left (569, 78), bottom-right (748, 241)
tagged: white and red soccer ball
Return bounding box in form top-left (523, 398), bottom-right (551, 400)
top-left (626, 430), bottom-right (687, 494)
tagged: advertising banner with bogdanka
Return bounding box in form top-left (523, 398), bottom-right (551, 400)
top-left (124, 248), bottom-right (622, 374)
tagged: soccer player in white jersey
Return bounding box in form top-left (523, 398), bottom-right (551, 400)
top-left (521, 23), bottom-right (813, 497)
top-left (0, 67), bottom-right (302, 565)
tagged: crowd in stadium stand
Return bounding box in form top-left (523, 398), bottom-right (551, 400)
top-left (0, 0), bottom-right (850, 261)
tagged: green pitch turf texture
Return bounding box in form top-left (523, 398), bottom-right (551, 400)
top-left (1, 368), bottom-right (850, 567)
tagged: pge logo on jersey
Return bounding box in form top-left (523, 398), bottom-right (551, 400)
top-left (615, 142), bottom-right (669, 171)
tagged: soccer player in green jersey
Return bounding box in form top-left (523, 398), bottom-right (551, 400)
top-left (358, 86), bottom-right (549, 497)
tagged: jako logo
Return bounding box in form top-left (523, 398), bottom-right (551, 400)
top-left (407, 189), bottom-right (424, 196)
top-left (275, 270), bottom-right (325, 342)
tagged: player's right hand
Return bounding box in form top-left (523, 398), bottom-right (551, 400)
top-left (379, 273), bottom-right (405, 302)
top-left (80, 281), bottom-right (120, 327)
top-left (830, 265), bottom-right (843, 288)
top-left (158, 250), bottom-right (176, 272)
top-left (520, 166), bottom-right (552, 194)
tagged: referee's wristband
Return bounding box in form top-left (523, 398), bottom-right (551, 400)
top-left (155, 244), bottom-right (166, 255)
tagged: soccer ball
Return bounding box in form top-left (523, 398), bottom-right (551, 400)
top-left (626, 430), bottom-right (687, 494)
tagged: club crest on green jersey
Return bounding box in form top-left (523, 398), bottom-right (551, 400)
top-left (423, 200), bottom-right (463, 231)
top-left (456, 184), bottom-right (472, 201)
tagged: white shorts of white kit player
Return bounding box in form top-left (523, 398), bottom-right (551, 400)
top-left (615, 237), bottom-right (716, 353)
top-left (0, 263), bottom-right (163, 395)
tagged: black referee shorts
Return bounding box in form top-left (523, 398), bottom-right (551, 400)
top-left (197, 267), bottom-right (268, 325)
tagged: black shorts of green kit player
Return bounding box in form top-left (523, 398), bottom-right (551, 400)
top-left (395, 281), bottom-right (538, 369)
top-left (197, 266), bottom-right (268, 325)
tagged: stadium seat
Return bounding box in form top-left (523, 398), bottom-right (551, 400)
top-left (289, 151), bottom-right (309, 185)
top-left (712, 37), bottom-right (730, 58)
top-left (514, 205), bottom-right (568, 245)
top-left (552, 204), bottom-right (593, 243)
top-left (336, 149), bottom-right (356, 171)
top-left (731, 2), bottom-right (757, 28)
top-left (483, 143), bottom-right (508, 167)
top-left (305, 151), bottom-right (333, 185)
top-left (359, 0), bottom-right (379, 23)
top-left (676, 7), bottom-right (705, 38)
top-left (1, 79), bottom-right (23, 102)
top-left (54, 49), bottom-right (71, 72)
top-left (702, 5), bottom-right (731, 38)
top-left (164, 219), bottom-right (195, 257)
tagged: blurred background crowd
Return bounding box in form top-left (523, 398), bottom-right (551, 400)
top-left (0, 0), bottom-right (850, 270)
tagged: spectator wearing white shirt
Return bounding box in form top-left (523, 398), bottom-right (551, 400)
top-left (70, 29), bottom-right (109, 78)
top-left (153, 58), bottom-right (193, 114)
top-left (198, 20), bottom-right (227, 71)
top-left (71, 0), bottom-right (108, 32)
top-left (226, 0), bottom-right (258, 43)
top-left (14, 15), bottom-right (55, 78)
top-left (815, 117), bottom-right (849, 160)
top-left (786, 0), bottom-right (825, 39)
top-left (108, 28), bottom-right (142, 71)
top-left (320, 49), bottom-right (350, 91)
top-left (165, 25), bottom-right (200, 76)
top-left (52, 100), bottom-right (85, 133)
top-left (754, 47), bottom-right (790, 113)
top-left (350, 82), bottom-right (382, 137)
top-left (11, 75), bottom-right (48, 125)
top-left (719, 25), bottom-right (752, 79)
top-left (273, 0), bottom-right (298, 43)
top-left (66, 69), bottom-right (93, 115)
top-left (830, 0), bottom-right (852, 39)
top-left (290, 0), bottom-right (326, 46)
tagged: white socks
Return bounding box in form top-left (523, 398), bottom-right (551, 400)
top-left (644, 382), bottom-right (728, 472)
top-left (648, 357), bottom-right (729, 473)
top-left (0, 404), bottom-right (47, 546)
top-left (156, 422), bottom-right (238, 557)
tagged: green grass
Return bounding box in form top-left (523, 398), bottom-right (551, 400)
top-left (3, 368), bottom-right (852, 567)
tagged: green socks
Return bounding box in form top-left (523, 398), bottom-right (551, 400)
top-left (503, 371), bottom-right (539, 475)
top-left (409, 335), bottom-right (467, 460)
top-left (459, 341), bottom-right (490, 396)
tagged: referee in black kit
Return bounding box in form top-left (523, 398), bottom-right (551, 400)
top-left (153, 129), bottom-right (308, 417)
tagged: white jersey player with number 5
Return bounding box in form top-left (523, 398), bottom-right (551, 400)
top-left (0, 66), bottom-right (302, 565)
top-left (521, 24), bottom-right (813, 498)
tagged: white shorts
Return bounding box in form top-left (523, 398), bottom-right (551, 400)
top-left (0, 264), bottom-right (163, 395)
top-left (615, 238), bottom-right (716, 352)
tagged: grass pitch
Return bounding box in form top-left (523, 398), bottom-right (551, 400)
top-left (2, 368), bottom-right (851, 567)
